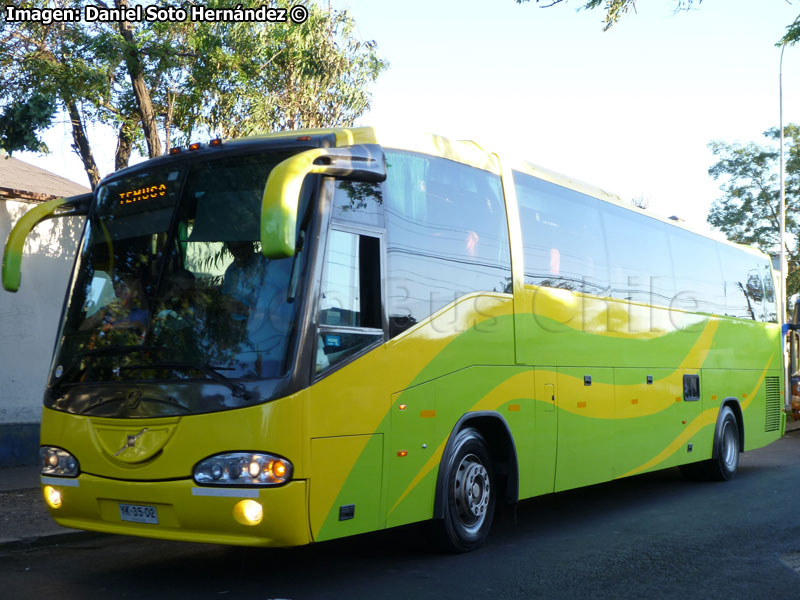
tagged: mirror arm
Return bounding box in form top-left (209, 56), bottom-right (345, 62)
top-left (2, 193), bottom-right (90, 292)
top-left (261, 144), bottom-right (386, 258)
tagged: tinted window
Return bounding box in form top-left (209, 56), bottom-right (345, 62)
top-left (668, 228), bottom-right (726, 315)
top-left (316, 230), bottom-right (382, 373)
top-left (332, 181), bottom-right (384, 227)
top-left (513, 171), bottom-right (609, 295)
top-left (602, 206), bottom-right (675, 305)
top-left (762, 263), bottom-right (777, 323)
top-left (719, 246), bottom-right (761, 320)
top-left (384, 151), bottom-right (511, 336)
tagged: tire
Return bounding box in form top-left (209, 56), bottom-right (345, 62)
top-left (708, 406), bottom-right (740, 481)
top-left (679, 405), bottom-right (740, 481)
top-left (435, 427), bottom-right (496, 553)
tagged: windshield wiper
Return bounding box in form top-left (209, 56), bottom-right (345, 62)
top-left (119, 361), bottom-right (251, 400)
top-left (82, 394), bottom-right (191, 416)
top-left (52, 345), bottom-right (167, 389)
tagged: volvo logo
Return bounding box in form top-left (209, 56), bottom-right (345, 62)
top-left (114, 428), bottom-right (149, 457)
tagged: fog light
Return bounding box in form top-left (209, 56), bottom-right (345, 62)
top-left (233, 499), bottom-right (263, 526)
top-left (43, 485), bottom-right (62, 509)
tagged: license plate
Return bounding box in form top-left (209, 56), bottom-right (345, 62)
top-left (119, 503), bottom-right (159, 524)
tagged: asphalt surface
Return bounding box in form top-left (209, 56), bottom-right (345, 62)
top-left (2, 425), bottom-right (800, 599)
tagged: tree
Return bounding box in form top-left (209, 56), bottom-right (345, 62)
top-left (0, 0), bottom-right (108, 187)
top-left (172, 0), bottom-right (386, 141)
top-left (514, 0), bottom-right (701, 31)
top-left (0, 0), bottom-right (387, 188)
top-left (706, 125), bottom-right (800, 296)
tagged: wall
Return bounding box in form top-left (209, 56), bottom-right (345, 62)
top-left (0, 200), bottom-right (84, 466)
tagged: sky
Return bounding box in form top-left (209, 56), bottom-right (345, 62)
top-left (14, 0), bottom-right (800, 235)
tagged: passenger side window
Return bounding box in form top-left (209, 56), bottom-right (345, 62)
top-left (316, 229), bottom-right (383, 374)
top-left (602, 206), bottom-right (675, 305)
top-left (513, 171), bottom-right (610, 295)
top-left (762, 263), bottom-right (777, 323)
top-left (384, 151), bottom-right (511, 337)
top-left (668, 229), bottom-right (726, 315)
top-left (719, 246), bottom-right (762, 320)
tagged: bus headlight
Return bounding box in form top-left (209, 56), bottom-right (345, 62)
top-left (40, 447), bottom-right (80, 477)
top-left (193, 452), bottom-right (292, 486)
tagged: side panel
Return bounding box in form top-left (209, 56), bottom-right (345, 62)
top-left (613, 368), bottom-right (695, 475)
top-left (702, 368), bottom-right (783, 452)
top-left (385, 383), bottom-right (437, 529)
top-left (310, 434), bottom-right (383, 541)
top-left (555, 367), bottom-right (615, 491)
top-left (528, 367), bottom-right (557, 498)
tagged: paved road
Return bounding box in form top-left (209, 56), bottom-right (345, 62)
top-left (3, 431), bottom-right (800, 599)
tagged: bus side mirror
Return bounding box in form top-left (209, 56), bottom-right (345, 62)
top-left (2, 193), bottom-right (91, 292)
top-left (260, 144), bottom-right (386, 258)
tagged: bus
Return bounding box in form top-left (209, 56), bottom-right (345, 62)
top-left (2, 127), bottom-right (784, 552)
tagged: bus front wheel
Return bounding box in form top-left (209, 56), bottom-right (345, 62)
top-left (436, 427), bottom-right (496, 552)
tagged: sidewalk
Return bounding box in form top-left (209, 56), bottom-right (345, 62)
top-left (0, 466), bottom-right (85, 547)
top-left (3, 419), bottom-right (800, 548)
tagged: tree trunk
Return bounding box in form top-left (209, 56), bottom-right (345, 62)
top-left (116, 0), bottom-right (162, 158)
top-left (65, 99), bottom-right (101, 189)
top-left (115, 119), bottom-right (135, 171)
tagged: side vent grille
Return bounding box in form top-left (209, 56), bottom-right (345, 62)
top-left (765, 376), bottom-right (781, 432)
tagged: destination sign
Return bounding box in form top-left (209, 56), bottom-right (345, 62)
top-left (118, 184), bottom-right (167, 205)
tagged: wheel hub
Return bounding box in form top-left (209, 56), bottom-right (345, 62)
top-left (454, 453), bottom-right (490, 527)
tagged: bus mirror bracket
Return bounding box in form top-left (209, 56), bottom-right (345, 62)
top-left (261, 144), bottom-right (386, 258)
top-left (2, 192), bottom-right (91, 293)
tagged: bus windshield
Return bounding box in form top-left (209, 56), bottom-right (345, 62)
top-left (48, 150), bottom-right (313, 415)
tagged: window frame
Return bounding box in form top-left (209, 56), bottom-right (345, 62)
top-left (312, 215), bottom-right (387, 382)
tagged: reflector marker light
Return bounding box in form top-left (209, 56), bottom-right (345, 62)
top-left (188, 142), bottom-right (202, 151)
top-left (169, 147), bottom-right (181, 155)
top-left (209, 138), bottom-right (223, 146)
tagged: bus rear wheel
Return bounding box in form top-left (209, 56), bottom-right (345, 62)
top-left (436, 427), bottom-right (496, 552)
top-left (679, 405), bottom-right (740, 481)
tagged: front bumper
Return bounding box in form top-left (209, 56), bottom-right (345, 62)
top-left (41, 473), bottom-right (311, 547)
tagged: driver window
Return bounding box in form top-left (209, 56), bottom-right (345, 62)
top-left (316, 229), bottom-right (383, 374)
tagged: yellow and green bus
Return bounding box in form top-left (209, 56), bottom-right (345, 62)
top-left (3, 127), bottom-right (784, 552)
